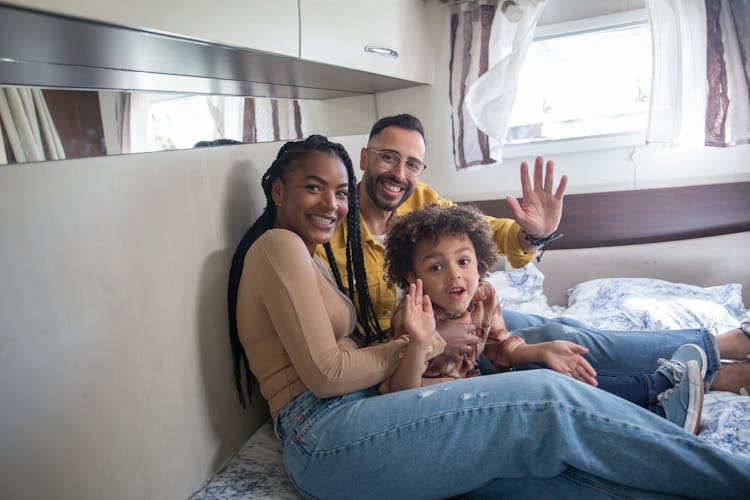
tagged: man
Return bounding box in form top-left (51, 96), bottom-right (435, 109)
top-left (319, 114), bottom-right (750, 394)
top-left (319, 114), bottom-right (576, 364)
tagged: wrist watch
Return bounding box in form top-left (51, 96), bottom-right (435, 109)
top-left (741, 321), bottom-right (750, 340)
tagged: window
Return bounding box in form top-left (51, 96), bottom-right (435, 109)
top-left (125, 93), bottom-right (302, 154)
top-left (129, 94), bottom-right (245, 153)
top-left (504, 9), bottom-right (651, 157)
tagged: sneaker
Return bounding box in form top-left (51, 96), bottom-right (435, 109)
top-left (657, 359), bottom-right (704, 434)
top-left (656, 343), bottom-right (707, 384)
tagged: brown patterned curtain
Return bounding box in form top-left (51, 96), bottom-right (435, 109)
top-left (705, 0), bottom-right (750, 147)
top-left (243, 97), bottom-right (302, 144)
top-left (449, 0), bottom-right (546, 169)
top-left (449, 1), bottom-right (498, 169)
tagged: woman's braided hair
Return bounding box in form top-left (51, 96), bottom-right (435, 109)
top-left (227, 135), bottom-right (384, 407)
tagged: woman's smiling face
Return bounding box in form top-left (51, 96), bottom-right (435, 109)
top-left (272, 151), bottom-right (349, 254)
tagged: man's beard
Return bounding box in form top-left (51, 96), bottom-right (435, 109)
top-left (363, 172), bottom-right (414, 211)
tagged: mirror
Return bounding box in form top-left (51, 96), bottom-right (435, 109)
top-left (0, 86), bottom-right (376, 164)
top-left (0, 3), bottom-right (420, 165)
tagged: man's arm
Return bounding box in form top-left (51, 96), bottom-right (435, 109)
top-left (435, 314), bottom-right (479, 360)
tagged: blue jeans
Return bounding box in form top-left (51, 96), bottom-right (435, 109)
top-left (276, 371), bottom-right (750, 500)
top-left (502, 310), bottom-right (722, 387)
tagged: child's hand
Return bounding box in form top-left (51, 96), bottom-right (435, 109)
top-left (541, 340), bottom-right (598, 386)
top-left (403, 279), bottom-right (436, 343)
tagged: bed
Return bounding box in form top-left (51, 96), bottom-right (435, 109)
top-left (192, 183), bottom-right (750, 499)
top-left (191, 260), bottom-right (750, 499)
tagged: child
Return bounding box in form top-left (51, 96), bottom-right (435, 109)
top-left (382, 204), bottom-right (706, 434)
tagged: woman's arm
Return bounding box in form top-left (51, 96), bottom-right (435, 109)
top-left (249, 230), bottom-right (442, 397)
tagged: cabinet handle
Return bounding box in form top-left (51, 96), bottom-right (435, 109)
top-left (364, 46), bottom-right (399, 58)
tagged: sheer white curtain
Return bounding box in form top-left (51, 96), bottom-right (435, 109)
top-left (463, 0), bottom-right (546, 165)
top-left (646, 0), bottom-right (750, 147)
top-left (645, 0), bottom-right (707, 147)
top-left (0, 87), bottom-right (65, 164)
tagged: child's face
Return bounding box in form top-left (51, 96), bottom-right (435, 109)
top-left (409, 234), bottom-right (480, 315)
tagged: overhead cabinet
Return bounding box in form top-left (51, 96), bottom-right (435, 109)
top-left (4, 0), bottom-right (300, 57)
top-left (299, 0), bottom-right (432, 83)
top-left (0, 0), bottom-right (431, 97)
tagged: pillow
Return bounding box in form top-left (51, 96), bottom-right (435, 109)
top-left (485, 260), bottom-right (560, 317)
top-left (562, 278), bottom-right (748, 333)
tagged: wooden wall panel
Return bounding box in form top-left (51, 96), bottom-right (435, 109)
top-left (468, 182), bottom-right (750, 249)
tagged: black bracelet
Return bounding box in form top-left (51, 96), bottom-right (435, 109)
top-left (522, 230), bottom-right (563, 247)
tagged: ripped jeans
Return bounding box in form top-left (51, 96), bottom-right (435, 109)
top-left (275, 370), bottom-right (750, 500)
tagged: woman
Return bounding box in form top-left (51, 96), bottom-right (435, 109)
top-left (228, 135), bottom-right (750, 500)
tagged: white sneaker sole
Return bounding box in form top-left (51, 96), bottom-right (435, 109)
top-left (683, 360), bottom-right (705, 435)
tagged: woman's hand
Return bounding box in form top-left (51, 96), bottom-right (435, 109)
top-left (541, 340), bottom-right (598, 386)
top-left (403, 279), bottom-right (436, 344)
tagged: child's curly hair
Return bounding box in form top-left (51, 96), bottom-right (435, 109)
top-left (385, 204), bottom-right (499, 290)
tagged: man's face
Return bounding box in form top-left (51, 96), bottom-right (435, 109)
top-left (360, 126), bottom-right (426, 212)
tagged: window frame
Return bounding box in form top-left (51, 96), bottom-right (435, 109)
top-left (503, 8), bottom-right (651, 160)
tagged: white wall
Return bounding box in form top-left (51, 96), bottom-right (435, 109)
top-left (376, 0), bottom-right (750, 202)
top-left (0, 134), bottom-right (367, 500)
top-left (537, 232), bottom-right (750, 307)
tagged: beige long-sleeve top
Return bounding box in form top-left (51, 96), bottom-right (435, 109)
top-left (236, 229), bottom-right (445, 416)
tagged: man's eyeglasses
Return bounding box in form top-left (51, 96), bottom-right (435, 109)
top-left (366, 148), bottom-right (427, 178)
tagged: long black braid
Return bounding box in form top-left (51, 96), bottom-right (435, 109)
top-left (227, 135), bottom-right (384, 407)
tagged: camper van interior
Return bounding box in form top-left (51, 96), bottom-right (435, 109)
top-left (1, 0), bottom-right (749, 499)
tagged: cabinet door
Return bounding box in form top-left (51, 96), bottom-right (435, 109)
top-left (299, 0), bottom-right (431, 83)
top-left (6, 0), bottom-right (299, 57)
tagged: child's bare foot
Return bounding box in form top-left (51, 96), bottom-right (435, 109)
top-left (715, 325), bottom-right (750, 361)
top-left (711, 361), bottom-right (750, 393)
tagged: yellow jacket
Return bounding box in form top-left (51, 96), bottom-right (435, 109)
top-left (316, 182), bottom-right (534, 332)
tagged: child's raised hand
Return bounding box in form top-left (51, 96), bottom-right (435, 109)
top-left (541, 340), bottom-right (598, 386)
top-left (403, 279), bottom-right (436, 343)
